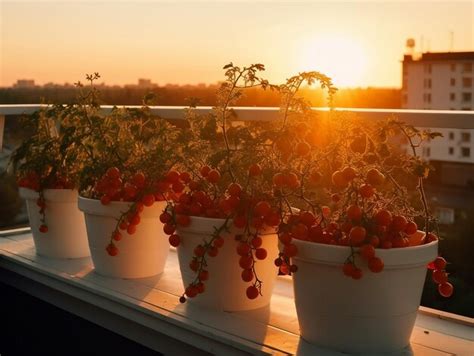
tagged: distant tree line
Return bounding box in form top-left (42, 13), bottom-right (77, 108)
top-left (0, 84), bottom-right (401, 108)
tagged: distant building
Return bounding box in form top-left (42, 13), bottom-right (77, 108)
top-left (401, 51), bottom-right (474, 165)
top-left (124, 79), bottom-right (156, 89)
top-left (401, 51), bottom-right (474, 224)
top-left (137, 79), bottom-right (153, 88)
top-left (13, 79), bottom-right (36, 88)
top-left (43, 82), bottom-right (60, 88)
top-left (402, 51), bottom-right (474, 110)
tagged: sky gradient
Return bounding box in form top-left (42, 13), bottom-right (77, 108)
top-left (1, 1), bottom-right (473, 88)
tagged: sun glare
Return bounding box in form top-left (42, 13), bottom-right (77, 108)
top-left (298, 35), bottom-right (368, 88)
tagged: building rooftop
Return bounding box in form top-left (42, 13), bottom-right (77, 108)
top-left (404, 51), bottom-right (474, 62)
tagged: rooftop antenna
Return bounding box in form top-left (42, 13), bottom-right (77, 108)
top-left (405, 38), bottom-right (416, 57)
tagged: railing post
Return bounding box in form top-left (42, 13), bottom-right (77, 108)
top-left (0, 115), bottom-right (4, 152)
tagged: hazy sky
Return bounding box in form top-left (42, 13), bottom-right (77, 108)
top-left (1, 1), bottom-right (473, 88)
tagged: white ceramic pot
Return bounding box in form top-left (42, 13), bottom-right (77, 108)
top-left (176, 216), bottom-right (279, 311)
top-left (20, 188), bottom-right (90, 259)
top-left (292, 237), bottom-right (438, 354)
top-left (78, 197), bottom-right (169, 279)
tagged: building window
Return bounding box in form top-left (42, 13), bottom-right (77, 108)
top-left (461, 132), bottom-right (471, 142)
top-left (462, 77), bottom-right (472, 88)
top-left (423, 147), bottom-right (431, 157)
top-left (449, 132), bottom-right (454, 140)
top-left (450, 78), bottom-right (455, 86)
top-left (448, 147), bottom-right (454, 155)
top-left (451, 63), bottom-right (456, 72)
top-left (435, 207), bottom-right (455, 225)
top-left (461, 147), bottom-right (470, 157)
top-left (450, 93), bottom-right (455, 101)
top-left (463, 63), bottom-right (472, 73)
top-left (424, 64), bottom-right (432, 74)
top-left (462, 92), bottom-right (472, 102)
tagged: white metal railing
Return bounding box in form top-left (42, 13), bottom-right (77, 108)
top-left (2, 105), bottom-right (473, 157)
top-left (0, 105), bottom-right (472, 149)
top-left (0, 104), bottom-right (474, 126)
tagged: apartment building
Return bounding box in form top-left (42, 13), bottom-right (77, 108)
top-left (402, 52), bottom-right (474, 165)
top-left (402, 51), bottom-right (474, 110)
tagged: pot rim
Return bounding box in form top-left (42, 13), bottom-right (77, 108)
top-left (292, 236), bottom-right (438, 268)
top-left (78, 196), bottom-right (165, 218)
top-left (19, 187), bottom-right (78, 202)
top-left (176, 215), bottom-right (277, 235)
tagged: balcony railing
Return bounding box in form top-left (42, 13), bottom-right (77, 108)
top-left (2, 105), bottom-right (473, 152)
top-left (1, 104), bottom-right (474, 125)
top-left (0, 105), bottom-right (473, 355)
top-left (1, 105), bottom-right (474, 150)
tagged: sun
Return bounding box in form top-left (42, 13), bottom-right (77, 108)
top-left (298, 35), bottom-right (368, 88)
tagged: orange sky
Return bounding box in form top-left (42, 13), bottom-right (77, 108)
top-left (1, 1), bottom-right (473, 88)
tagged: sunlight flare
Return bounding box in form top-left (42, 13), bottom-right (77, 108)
top-left (298, 35), bottom-right (368, 87)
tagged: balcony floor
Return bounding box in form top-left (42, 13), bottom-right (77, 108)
top-left (0, 232), bottom-right (472, 355)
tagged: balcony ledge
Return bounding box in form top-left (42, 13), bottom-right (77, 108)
top-left (0, 232), bottom-right (473, 355)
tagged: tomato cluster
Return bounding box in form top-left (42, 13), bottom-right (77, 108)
top-left (18, 171), bottom-right (75, 191)
top-left (321, 165), bottom-right (443, 280)
top-left (430, 257), bottom-right (454, 297)
top-left (17, 172), bottom-right (41, 192)
top-left (98, 167), bottom-right (174, 256)
top-left (158, 159), bottom-right (453, 301)
top-left (158, 165), bottom-right (286, 302)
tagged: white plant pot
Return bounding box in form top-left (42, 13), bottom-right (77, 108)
top-left (20, 188), bottom-right (90, 259)
top-left (176, 216), bottom-right (279, 311)
top-left (78, 197), bottom-right (169, 279)
top-left (292, 237), bottom-right (438, 354)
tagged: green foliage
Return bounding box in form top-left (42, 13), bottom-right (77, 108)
top-left (9, 103), bottom-right (87, 189)
top-left (9, 73), bottom-right (185, 200)
top-left (69, 75), bottom-right (184, 198)
top-left (179, 62), bottom-right (434, 224)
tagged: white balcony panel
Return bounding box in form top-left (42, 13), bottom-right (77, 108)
top-left (0, 233), bottom-right (472, 356)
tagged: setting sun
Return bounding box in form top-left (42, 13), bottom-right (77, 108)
top-left (298, 35), bottom-right (368, 87)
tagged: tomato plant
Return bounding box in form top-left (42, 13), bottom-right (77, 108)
top-left (160, 63), bottom-right (451, 303)
top-left (71, 75), bottom-right (185, 256)
top-left (10, 102), bottom-right (89, 232)
top-left (159, 64), bottom-right (338, 303)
